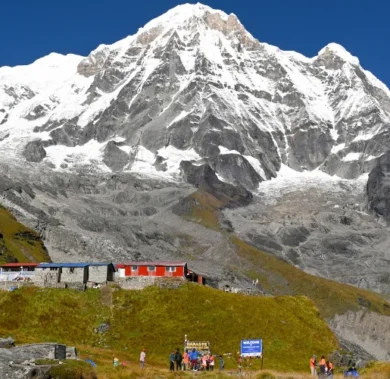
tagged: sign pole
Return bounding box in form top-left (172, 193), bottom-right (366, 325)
top-left (261, 344), bottom-right (264, 370)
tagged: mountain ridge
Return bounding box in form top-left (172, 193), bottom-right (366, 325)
top-left (1, 3), bottom-right (390, 188)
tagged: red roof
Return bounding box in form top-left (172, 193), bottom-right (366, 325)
top-left (116, 262), bottom-right (187, 268)
top-left (0, 263), bottom-right (39, 268)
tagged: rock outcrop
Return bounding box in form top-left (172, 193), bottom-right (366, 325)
top-left (22, 140), bottom-right (46, 163)
top-left (329, 310), bottom-right (390, 361)
top-left (0, 343), bottom-right (77, 379)
top-left (367, 150), bottom-right (390, 221)
top-left (102, 141), bottom-right (129, 171)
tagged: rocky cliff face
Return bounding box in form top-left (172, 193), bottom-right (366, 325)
top-left (367, 151), bottom-right (390, 221)
top-left (329, 310), bottom-right (390, 361)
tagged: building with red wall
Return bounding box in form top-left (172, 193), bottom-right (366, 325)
top-left (116, 262), bottom-right (187, 278)
top-left (115, 261), bottom-right (205, 284)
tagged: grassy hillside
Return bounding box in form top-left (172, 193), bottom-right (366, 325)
top-left (183, 189), bottom-right (390, 319)
top-left (0, 285), bottom-right (338, 373)
top-left (362, 362), bottom-right (390, 379)
top-left (0, 206), bottom-right (50, 264)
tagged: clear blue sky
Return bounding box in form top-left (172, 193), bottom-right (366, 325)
top-left (2, 0), bottom-right (389, 86)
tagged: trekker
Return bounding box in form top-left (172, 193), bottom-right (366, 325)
top-left (327, 360), bottom-right (334, 378)
top-left (182, 349), bottom-right (189, 371)
top-left (319, 356), bottom-right (326, 376)
top-left (201, 354), bottom-right (207, 370)
top-left (175, 348), bottom-right (182, 371)
top-left (190, 348), bottom-right (198, 371)
top-left (237, 355), bottom-right (243, 373)
top-left (140, 348), bottom-right (146, 369)
top-left (219, 355), bottom-right (225, 371)
top-left (169, 351), bottom-right (175, 371)
top-left (209, 354), bottom-right (215, 371)
top-left (310, 355), bottom-right (317, 376)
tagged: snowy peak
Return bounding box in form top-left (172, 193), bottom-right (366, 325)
top-left (0, 53), bottom-right (83, 111)
top-left (140, 3), bottom-right (229, 31)
top-left (77, 2), bottom-right (257, 78)
top-left (317, 42), bottom-right (360, 65)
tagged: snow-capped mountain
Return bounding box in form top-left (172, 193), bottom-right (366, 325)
top-left (2, 5), bottom-right (390, 358)
top-left (1, 3), bottom-right (390, 190)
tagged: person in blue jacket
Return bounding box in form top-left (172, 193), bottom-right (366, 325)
top-left (189, 348), bottom-right (199, 371)
top-left (169, 351), bottom-right (175, 371)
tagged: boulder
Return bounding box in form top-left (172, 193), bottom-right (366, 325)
top-left (0, 337), bottom-right (15, 348)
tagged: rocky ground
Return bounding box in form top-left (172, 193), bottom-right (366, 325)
top-left (0, 340), bottom-right (76, 379)
top-left (224, 167), bottom-right (390, 295)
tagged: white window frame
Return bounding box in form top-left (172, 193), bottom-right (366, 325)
top-left (166, 266), bottom-right (176, 272)
top-left (147, 266), bottom-right (156, 272)
top-left (131, 266), bottom-right (138, 272)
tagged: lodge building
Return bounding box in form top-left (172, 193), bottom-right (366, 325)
top-left (0, 261), bottom-right (205, 286)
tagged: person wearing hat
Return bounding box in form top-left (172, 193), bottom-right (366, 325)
top-left (310, 355), bottom-right (317, 376)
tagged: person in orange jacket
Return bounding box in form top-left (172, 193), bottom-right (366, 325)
top-left (182, 349), bottom-right (189, 371)
top-left (310, 355), bottom-right (317, 376)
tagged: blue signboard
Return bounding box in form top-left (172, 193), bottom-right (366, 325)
top-left (240, 339), bottom-right (263, 357)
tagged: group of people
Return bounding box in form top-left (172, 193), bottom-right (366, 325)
top-left (310, 355), bottom-right (334, 378)
top-left (169, 348), bottom-right (222, 371)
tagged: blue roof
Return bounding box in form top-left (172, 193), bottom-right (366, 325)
top-left (37, 262), bottom-right (114, 268)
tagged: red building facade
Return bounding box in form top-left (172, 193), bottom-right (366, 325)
top-left (116, 262), bottom-right (187, 278)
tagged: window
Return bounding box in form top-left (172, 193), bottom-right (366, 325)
top-left (166, 266), bottom-right (176, 272)
top-left (147, 266), bottom-right (156, 272)
top-left (50, 268), bottom-right (58, 271)
top-left (131, 266), bottom-right (138, 272)
top-left (69, 268), bottom-right (75, 273)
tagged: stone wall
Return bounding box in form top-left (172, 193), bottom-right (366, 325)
top-left (34, 268), bottom-right (60, 286)
top-left (116, 277), bottom-right (186, 290)
top-left (89, 266), bottom-right (108, 283)
top-left (61, 267), bottom-right (86, 283)
top-left (116, 276), bottom-right (157, 290)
